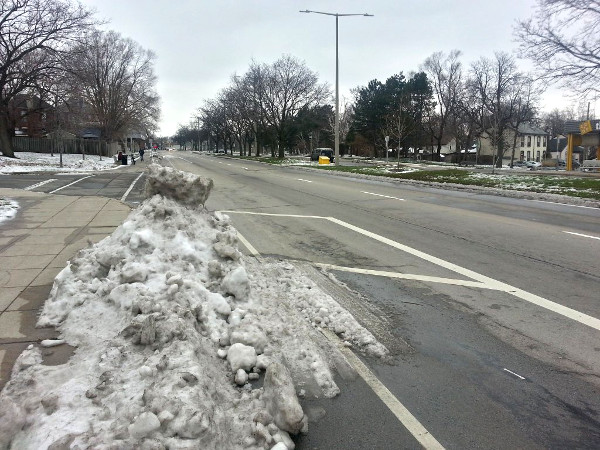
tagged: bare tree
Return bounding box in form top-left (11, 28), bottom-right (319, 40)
top-left (468, 52), bottom-right (540, 169)
top-left (66, 30), bottom-right (160, 143)
top-left (0, 0), bottom-right (96, 157)
top-left (422, 50), bottom-right (463, 156)
top-left (516, 0), bottom-right (600, 95)
top-left (259, 55), bottom-right (330, 158)
top-left (507, 75), bottom-right (542, 166)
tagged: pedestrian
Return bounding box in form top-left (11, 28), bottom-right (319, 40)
top-left (139, 148), bottom-right (145, 161)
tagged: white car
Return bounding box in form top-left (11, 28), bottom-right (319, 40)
top-left (524, 161), bottom-right (542, 170)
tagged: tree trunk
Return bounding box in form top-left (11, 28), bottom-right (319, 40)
top-left (0, 112), bottom-right (15, 157)
top-left (510, 132), bottom-right (519, 167)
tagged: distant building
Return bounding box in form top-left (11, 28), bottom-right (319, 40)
top-left (479, 123), bottom-right (548, 162)
top-left (9, 95), bottom-right (54, 138)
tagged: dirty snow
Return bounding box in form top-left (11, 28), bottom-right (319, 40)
top-left (0, 152), bottom-right (117, 174)
top-left (0, 198), bottom-right (19, 225)
top-left (0, 164), bottom-right (386, 449)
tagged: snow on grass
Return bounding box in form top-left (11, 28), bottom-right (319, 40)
top-left (0, 164), bottom-right (386, 449)
top-left (0, 152), bottom-right (117, 174)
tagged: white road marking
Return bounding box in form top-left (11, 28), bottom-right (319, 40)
top-left (362, 191), bottom-right (405, 201)
top-left (533, 200), bottom-right (599, 210)
top-left (224, 211), bottom-right (600, 332)
top-left (297, 178), bottom-right (313, 183)
top-left (48, 176), bottom-right (93, 193)
top-left (563, 231), bottom-right (600, 240)
top-left (24, 179), bottom-right (57, 190)
top-left (503, 368), bottom-right (526, 380)
top-left (236, 231), bottom-right (261, 259)
top-left (315, 264), bottom-right (493, 289)
top-left (321, 328), bottom-right (445, 449)
top-left (121, 172), bottom-right (145, 202)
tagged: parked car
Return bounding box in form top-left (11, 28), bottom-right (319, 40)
top-left (557, 159), bottom-right (580, 168)
top-left (524, 161), bottom-right (542, 170)
top-left (310, 148), bottom-right (334, 162)
top-left (512, 160), bottom-right (527, 168)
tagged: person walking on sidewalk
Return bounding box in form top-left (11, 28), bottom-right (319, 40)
top-left (139, 148), bottom-right (145, 161)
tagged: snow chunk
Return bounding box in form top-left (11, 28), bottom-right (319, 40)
top-left (129, 411), bottom-right (161, 439)
top-left (235, 368), bottom-right (249, 386)
top-left (227, 343), bottom-right (257, 372)
top-left (221, 266), bottom-right (250, 300)
top-left (230, 323), bottom-right (268, 354)
top-left (144, 164), bottom-right (213, 207)
top-left (263, 362), bottom-right (305, 434)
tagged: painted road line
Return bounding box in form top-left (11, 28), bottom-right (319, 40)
top-left (298, 179), bottom-right (313, 183)
top-left (316, 264), bottom-right (493, 289)
top-left (533, 200), bottom-right (599, 210)
top-left (326, 216), bottom-right (600, 332)
top-left (224, 211), bottom-right (600, 332)
top-left (221, 211), bottom-right (326, 220)
top-left (563, 231), bottom-right (600, 240)
top-left (362, 191), bottom-right (405, 201)
top-left (24, 179), bottom-right (57, 190)
top-left (121, 172), bottom-right (145, 202)
top-left (503, 368), bottom-right (526, 380)
top-left (48, 176), bottom-right (93, 194)
top-left (321, 328), bottom-right (445, 449)
top-left (236, 231), bottom-right (262, 260)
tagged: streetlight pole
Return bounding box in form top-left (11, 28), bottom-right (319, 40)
top-left (300, 10), bottom-right (373, 166)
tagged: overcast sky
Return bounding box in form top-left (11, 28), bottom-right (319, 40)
top-left (83, 0), bottom-right (579, 137)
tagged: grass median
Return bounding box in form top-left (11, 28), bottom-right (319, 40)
top-left (233, 155), bottom-right (600, 201)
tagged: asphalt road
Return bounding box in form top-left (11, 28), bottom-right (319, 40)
top-left (2, 152), bottom-right (600, 448)
top-left (164, 152), bottom-right (600, 449)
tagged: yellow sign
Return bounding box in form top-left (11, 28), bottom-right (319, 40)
top-left (579, 120), bottom-right (593, 135)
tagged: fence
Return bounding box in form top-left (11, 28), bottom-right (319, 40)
top-left (11, 137), bottom-right (121, 157)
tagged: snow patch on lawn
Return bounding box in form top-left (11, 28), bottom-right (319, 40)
top-left (0, 152), bottom-right (117, 174)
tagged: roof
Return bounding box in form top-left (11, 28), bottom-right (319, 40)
top-left (126, 131), bottom-right (148, 140)
top-left (79, 127), bottom-right (101, 139)
top-left (517, 123), bottom-right (547, 135)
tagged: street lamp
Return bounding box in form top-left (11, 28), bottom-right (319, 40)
top-left (300, 9), bottom-right (373, 166)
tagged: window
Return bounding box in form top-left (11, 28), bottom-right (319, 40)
top-left (520, 136), bottom-right (525, 147)
top-left (543, 137), bottom-right (547, 147)
top-left (536, 151), bottom-right (540, 161)
top-left (527, 151), bottom-right (531, 160)
top-left (527, 136), bottom-right (531, 147)
top-left (536, 136), bottom-right (540, 147)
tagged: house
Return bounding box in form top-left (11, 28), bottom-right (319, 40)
top-left (125, 131), bottom-right (149, 152)
top-left (479, 123), bottom-right (548, 163)
top-left (9, 95), bottom-right (54, 138)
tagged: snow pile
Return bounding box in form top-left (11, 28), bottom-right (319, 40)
top-left (0, 152), bottom-right (116, 174)
top-left (0, 197), bottom-right (19, 224)
top-left (145, 164), bottom-right (213, 207)
top-left (0, 165), bottom-right (386, 449)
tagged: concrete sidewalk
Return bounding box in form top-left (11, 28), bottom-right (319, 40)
top-left (0, 188), bottom-right (130, 391)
